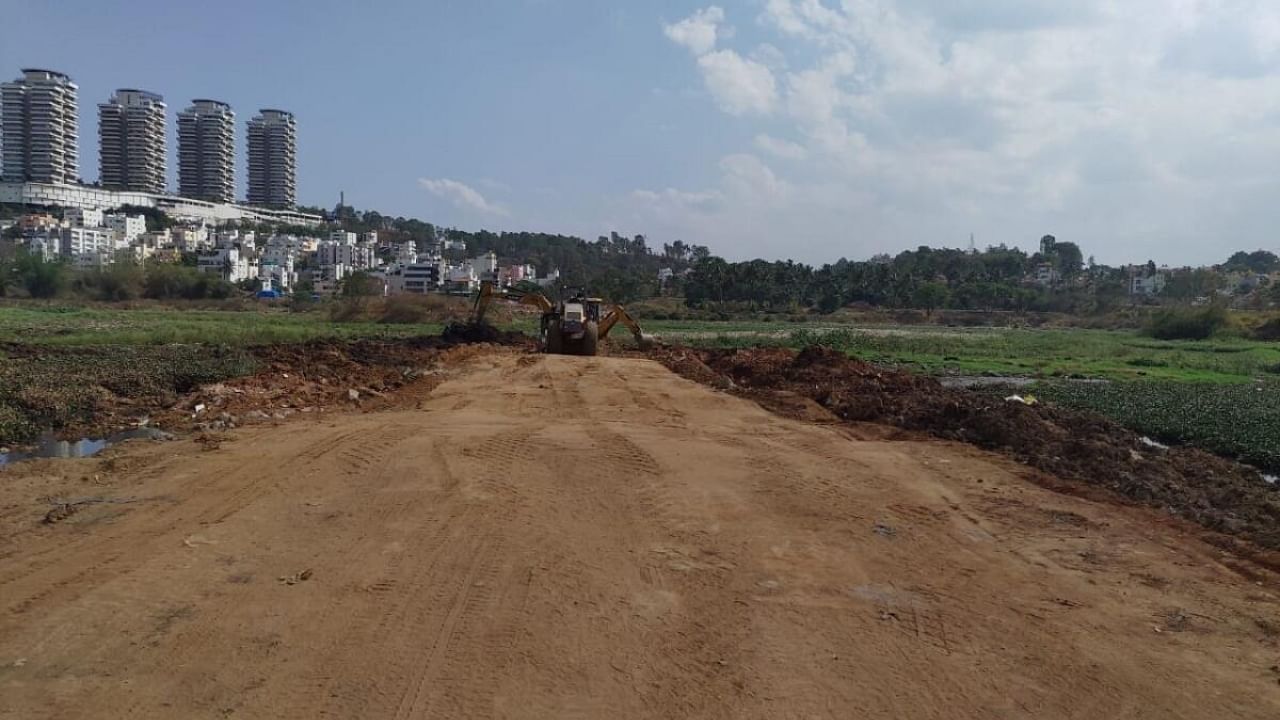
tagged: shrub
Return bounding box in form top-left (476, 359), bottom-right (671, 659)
top-left (1145, 305), bottom-right (1228, 340)
top-left (378, 294), bottom-right (465, 324)
top-left (1254, 317), bottom-right (1280, 342)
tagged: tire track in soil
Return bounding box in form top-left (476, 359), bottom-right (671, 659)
top-left (316, 427), bottom-right (542, 719)
top-left (119, 425), bottom-right (428, 718)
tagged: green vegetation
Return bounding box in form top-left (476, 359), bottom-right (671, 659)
top-left (0, 345), bottom-right (258, 444)
top-left (0, 306), bottom-right (442, 346)
top-left (1033, 381), bottom-right (1280, 473)
top-left (650, 323), bottom-right (1280, 383)
top-left (650, 320), bottom-right (1280, 472)
top-left (1145, 304), bottom-right (1228, 341)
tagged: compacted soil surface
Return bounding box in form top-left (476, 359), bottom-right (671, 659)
top-left (1, 351), bottom-right (1278, 718)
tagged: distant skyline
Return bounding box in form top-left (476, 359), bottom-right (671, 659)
top-left (4, 0), bottom-right (1280, 266)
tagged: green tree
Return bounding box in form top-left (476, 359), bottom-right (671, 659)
top-left (1054, 241), bottom-right (1085, 277)
top-left (14, 252), bottom-right (67, 298)
top-left (85, 259), bottom-right (145, 301)
top-left (912, 281), bottom-right (950, 316)
top-left (341, 271), bottom-right (379, 298)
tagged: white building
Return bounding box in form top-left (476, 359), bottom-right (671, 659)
top-left (0, 181), bottom-right (322, 226)
top-left (245, 109), bottom-right (296, 210)
top-left (445, 264), bottom-right (479, 293)
top-left (396, 240), bottom-right (418, 265)
top-left (171, 226), bottom-right (210, 251)
top-left (64, 207), bottom-right (102, 227)
top-left (177, 100), bottom-right (235, 203)
top-left (26, 235), bottom-right (57, 262)
top-left (535, 269), bottom-right (561, 289)
top-left (215, 229), bottom-right (255, 252)
top-left (104, 213), bottom-right (146, 242)
top-left (386, 258), bottom-right (446, 295)
top-left (98, 89), bottom-right (167, 193)
top-left (24, 226), bottom-right (115, 260)
top-left (72, 248), bottom-right (116, 270)
top-left (60, 226), bottom-right (115, 257)
top-left (1, 69), bottom-right (79, 185)
top-left (1130, 270), bottom-right (1169, 297)
top-left (259, 260), bottom-right (293, 292)
top-left (318, 234), bottom-right (375, 270)
top-left (197, 246), bottom-right (254, 283)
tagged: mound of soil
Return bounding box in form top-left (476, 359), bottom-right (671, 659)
top-left (441, 322), bottom-right (529, 346)
top-left (650, 345), bottom-right (1280, 552)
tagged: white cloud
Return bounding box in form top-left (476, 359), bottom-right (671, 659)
top-left (697, 50), bottom-right (778, 115)
top-left (754, 133), bottom-right (808, 159)
top-left (655, 0), bottom-right (1280, 265)
top-left (663, 6), bottom-right (725, 56)
top-left (417, 178), bottom-right (508, 216)
top-left (631, 188), bottom-right (725, 214)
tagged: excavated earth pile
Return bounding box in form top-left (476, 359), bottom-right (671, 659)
top-left (650, 345), bottom-right (1280, 553)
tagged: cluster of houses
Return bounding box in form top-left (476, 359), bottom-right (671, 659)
top-left (4, 210), bottom-right (559, 297)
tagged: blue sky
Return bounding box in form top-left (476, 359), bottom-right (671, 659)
top-left (5, 0), bottom-right (1280, 266)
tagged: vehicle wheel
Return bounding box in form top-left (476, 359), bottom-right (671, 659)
top-left (579, 321), bottom-right (598, 357)
top-left (545, 318), bottom-right (564, 354)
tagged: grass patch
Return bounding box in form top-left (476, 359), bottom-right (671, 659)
top-left (1032, 380), bottom-right (1280, 473)
top-left (0, 305), bottom-right (443, 346)
top-left (0, 345), bottom-right (258, 445)
top-left (645, 321), bottom-right (1280, 383)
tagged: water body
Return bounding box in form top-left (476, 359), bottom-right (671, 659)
top-left (0, 428), bottom-right (171, 468)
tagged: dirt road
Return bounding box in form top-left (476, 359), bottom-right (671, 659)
top-left (1, 353), bottom-right (1277, 718)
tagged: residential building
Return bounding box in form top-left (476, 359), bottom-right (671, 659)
top-left (318, 232), bottom-right (375, 269)
top-left (171, 226), bottom-right (210, 251)
top-left (104, 213), bottom-right (146, 242)
top-left (1, 69), bottom-right (79, 184)
top-left (535, 269), bottom-right (562, 288)
top-left (471, 251), bottom-right (498, 281)
top-left (387, 258), bottom-right (446, 294)
top-left (177, 100), bottom-right (235, 203)
top-left (18, 212), bottom-right (60, 231)
top-left (1130, 271), bottom-right (1168, 297)
top-left (214, 229), bottom-right (255, 252)
top-left (445, 264), bottom-right (479, 293)
top-left (25, 226), bottom-right (114, 260)
top-left (245, 109), bottom-right (296, 209)
top-left (98, 89), bottom-right (167, 193)
top-left (259, 260), bottom-right (293, 292)
top-left (1032, 262), bottom-right (1059, 288)
top-left (497, 263), bottom-right (536, 287)
top-left (60, 226), bottom-right (116, 256)
top-left (25, 235), bottom-right (57, 261)
top-left (395, 240), bottom-right (418, 265)
top-left (72, 248), bottom-right (117, 270)
top-left (197, 246), bottom-right (254, 283)
top-left (64, 207), bottom-right (103, 227)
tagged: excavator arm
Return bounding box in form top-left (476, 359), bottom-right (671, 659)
top-left (599, 304), bottom-right (651, 348)
top-left (472, 280), bottom-right (553, 324)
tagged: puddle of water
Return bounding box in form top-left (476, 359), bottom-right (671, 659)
top-left (0, 428), bottom-right (171, 468)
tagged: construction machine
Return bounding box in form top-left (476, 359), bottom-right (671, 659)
top-left (470, 280), bottom-right (649, 356)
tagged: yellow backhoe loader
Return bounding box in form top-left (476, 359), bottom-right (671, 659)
top-left (471, 280), bottom-right (649, 356)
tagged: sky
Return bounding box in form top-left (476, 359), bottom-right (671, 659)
top-left (4, 0), bottom-right (1280, 267)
